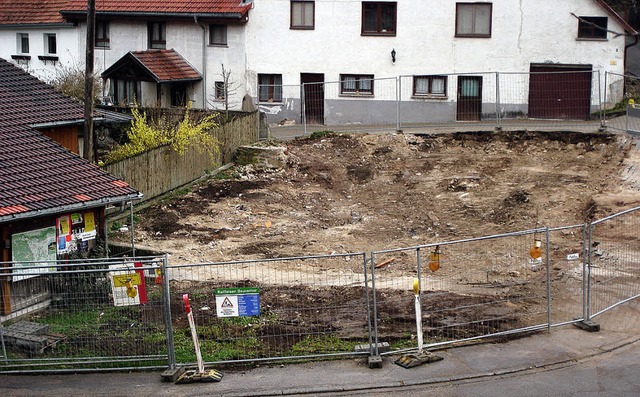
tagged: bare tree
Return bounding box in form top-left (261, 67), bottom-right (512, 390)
top-left (209, 64), bottom-right (240, 120)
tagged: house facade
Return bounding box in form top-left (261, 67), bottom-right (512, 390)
top-left (0, 0), bottom-right (635, 124)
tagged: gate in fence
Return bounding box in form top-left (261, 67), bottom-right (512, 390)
top-left (1, 207), bottom-right (639, 373)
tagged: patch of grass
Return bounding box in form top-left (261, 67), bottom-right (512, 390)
top-left (309, 130), bottom-right (336, 140)
top-left (212, 169), bottom-right (241, 180)
top-left (289, 335), bottom-right (357, 355)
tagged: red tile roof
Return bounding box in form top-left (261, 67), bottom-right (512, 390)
top-left (0, 58), bottom-right (140, 223)
top-left (102, 49), bottom-right (202, 83)
top-left (131, 49), bottom-right (203, 82)
top-left (62, 0), bottom-right (251, 18)
top-left (0, 0), bottom-right (68, 25)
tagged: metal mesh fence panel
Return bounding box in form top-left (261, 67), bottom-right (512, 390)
top-left (602, 71), bottom-right (635, 134)
top-left (587, 207), bottom-right (640, 319)
top-left (0, 257), bottom-right (168, 372)
top-left (498, 71), bottom-right (603, 133)
top-left (165, 253), bottom-right (371, 366)
top-left (270, 71), bottom-right (608, 138)
top-left (370, 229), bottom-right (550, 355)
top-left (547, 225), bottom-right (587, 325)
top-left (315, 77), bottom-right (400, 133)
top-left (397, 73), bottom-right (499, 133)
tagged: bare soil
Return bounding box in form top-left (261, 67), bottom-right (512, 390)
top-left (114, 130), bottom-right (640, 345)
top-left (128, 130), bottom-right (636, 262)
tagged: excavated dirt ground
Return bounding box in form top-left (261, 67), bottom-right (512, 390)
top-left (128, 130), bottom-right (637, 262)
top-left (111, 130), bottom-right (640, 343)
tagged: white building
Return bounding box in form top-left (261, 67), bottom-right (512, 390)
top-left (0, 0), bottom-right (635, 125)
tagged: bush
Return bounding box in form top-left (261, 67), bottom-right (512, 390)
top-left (103, 103), bottom-right (220, 164)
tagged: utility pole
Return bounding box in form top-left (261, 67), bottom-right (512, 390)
top-left (83, 0), bottom-right (96, 162)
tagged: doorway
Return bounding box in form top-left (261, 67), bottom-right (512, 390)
top-left (301, 73), bottom-right (324, 125)
top-left (457, 76), bottom-right (483, 121)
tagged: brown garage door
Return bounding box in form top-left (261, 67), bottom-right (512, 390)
top-left (528, 65), bottom-right (592, 120)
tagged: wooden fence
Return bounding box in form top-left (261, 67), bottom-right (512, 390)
top-left (102, 111), bottom-right (258, 202)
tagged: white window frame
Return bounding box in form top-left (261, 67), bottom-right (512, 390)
top-left (44, 33), bottom-right (57, 55)
top-left (17, 33), bottom-right (29, 54)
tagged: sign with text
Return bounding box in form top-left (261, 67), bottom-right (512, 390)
top-left (215, 287), bottom-right (260, 317)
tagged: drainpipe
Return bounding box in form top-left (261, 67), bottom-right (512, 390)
top-left (625, 34), bottom-right (639, 75)
top-left (194, 16), bottom-right (207, 109)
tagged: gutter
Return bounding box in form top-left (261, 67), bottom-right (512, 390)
top-left (61, 11), bottom-right (246, 20)
top-left (0, 193), bottom-right (143, 224)
top-left (29, 118), bottom-right (105, 129)
top-left (625, 35), bottom-right (639, 77)
top-left (0, 23), bottom-right (76, 29)
top-left (194, 16), bottom-right (207, 109)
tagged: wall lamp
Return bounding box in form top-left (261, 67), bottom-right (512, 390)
top-left (391, 48), bottom-right (396, 63)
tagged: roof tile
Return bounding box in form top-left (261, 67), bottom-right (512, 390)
top-left (63, 0), bottom-right (251, 17)
top-left (0, 58), bottom-right (140, 222)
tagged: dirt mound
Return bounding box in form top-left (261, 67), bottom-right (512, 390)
top-left (126, 130), bottom-right (635, 263)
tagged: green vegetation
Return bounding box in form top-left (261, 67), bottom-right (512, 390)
top-left (103, 103), bottom-right (220, 164)
top-left (308, 130), bottom-right (336, 140)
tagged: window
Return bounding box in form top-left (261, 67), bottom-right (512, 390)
top-left (148, 22), bottom-right (166, 49)
top-left (340, 74), bottom-right (374, 95)
top-left (258, 74), bottom-right (283, 102)
top-left (291, 1), bottom-right (315, 29)
top-left (111, 79), bottom-right (140, 106)
top-left (209, 24), bottom-right (227, 45)
top-left (362, 2), bottom-right (396, 35)
top-left (413, 75), bottom-right (447, 97)
top-left (578, 16), bottom-right (608, 39)
top-left (44, 34), bottom-right (57, 54)
top-left (214, 81), bottom-right (226, 100)
top-left (96, 21), bottom-right (110, 47)
top-left (17, 33), bottom-right (29, 53)
top-left (455, 3), bottom-right (492, 38)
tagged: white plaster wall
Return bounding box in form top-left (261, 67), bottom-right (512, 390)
top-left (0, 27), bottom-right (79, 82)
top-left (83, 20), bottom-right (204, 105)
top-left (244, 0), bottom-right (627, 101)
top-left (205, 24), bottom-right (248, 111)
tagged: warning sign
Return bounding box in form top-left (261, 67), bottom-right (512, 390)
top-left (108, 263), bottom-right (148, 307)
top-left (215, 287), bottom-right (260, 317)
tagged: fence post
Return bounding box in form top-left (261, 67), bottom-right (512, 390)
top-left (0, 317), bottom-right (6, 364)
top-left (301, 83), bottom-right (307, 136)
top-left (545, 227), bottom-right (551, 332)
top-left (396, 76), bottom-right (402, 132)
top-left (598, 70), bottom-right (605, 131)
top-left (495, 72), bottom-right (502, 131)
top-left (162, 254), bottom-right (177, 371)
top-left (130, 201), bottom-right (136, 257)
top-left (576, 223), bottom-right (600, 332)
top-left (368, 252), bottom-right (382, 368)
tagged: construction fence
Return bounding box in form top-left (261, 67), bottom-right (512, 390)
top-left (260, 70), bottom-right (640, 136)
top-left (1, 207), bottom-right (639, 373)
